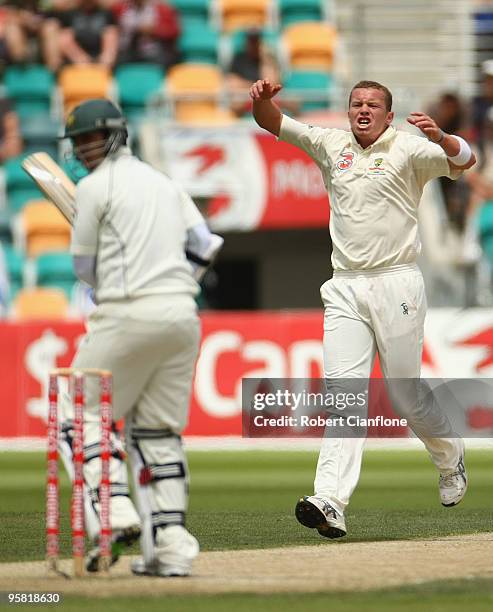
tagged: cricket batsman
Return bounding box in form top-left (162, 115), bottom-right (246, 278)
top-left (250, 79), bottom-right (475, 538)
top-left (59, 98), bottom-right (222, 575)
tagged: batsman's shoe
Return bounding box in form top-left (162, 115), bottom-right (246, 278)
top-left (295, 496), bottom-right (346, 539)
top-left (86, 525), bottom-right (141, 572)
top-left (439, 456), bottom-right (468, 507)
top-left (131, 526), bottom-right (199, 577)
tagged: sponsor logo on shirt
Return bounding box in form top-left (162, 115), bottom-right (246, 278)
top-left (368, 156), bottom-right (387, 176)
top-left (336, 151), bottom-right (355, 171)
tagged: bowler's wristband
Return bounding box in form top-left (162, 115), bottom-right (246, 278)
top-left (447, 136), bottom-right (472, 166)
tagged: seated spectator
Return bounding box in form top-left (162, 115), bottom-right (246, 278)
top-left (58, 0), bottom-right (119, 69)
top-left (428, 92), bottom-right (471, 233)
top-left (112, 0), bottom-right (180, 69)
top-left (472, 60), bottom-right (493, 149)
top-left (0, 5), bottom-right (13, 72)
top-left (2, 1), bottom-right (69, 72)
top-left (226, 29), bottom-right (282, 117)
top-left (0, 96), bottom-right (22, 163)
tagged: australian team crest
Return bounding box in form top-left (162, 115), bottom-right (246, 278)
top-left (336, 151), bottom-right (355, 171)
top-left (368, 156), bottom-right (387, 175)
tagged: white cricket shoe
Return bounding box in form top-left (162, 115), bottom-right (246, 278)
top-left (295, 495), bottom-right (347, 538)
top-left (439, 456), bottom-right (468, 507)
top-left (131, 525), bottom-right (199, 577)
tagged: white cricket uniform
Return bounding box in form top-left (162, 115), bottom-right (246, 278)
top-left (279, 116), bottom-right (464, 514)
top-left (68, 146), bottom-right (202, 562)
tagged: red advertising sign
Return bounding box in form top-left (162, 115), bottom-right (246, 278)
top-left (3, 308), bottom-right (493, 440)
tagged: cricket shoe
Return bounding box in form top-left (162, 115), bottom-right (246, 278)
top-left (86, 525), bottom-right (141, 572)
top-left (131, 526), bottom-right (199, 577)
top-left (295, 496), bottom-right (346, 539)
top-left (439, 455), bottom-right (468, 507)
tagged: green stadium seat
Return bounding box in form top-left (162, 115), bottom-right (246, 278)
top-left (8, 189), bottom-right (45, 213)
top-left (115, 63), bottom-right (164, 120)
top-left (279, 0), bottom-right (323, 26)
top-left (36, 251), bottom-right (77, 298)
top-left (5, 155), bottom-right (43, 213)
top-left (3, 244), bottom-right (24, 299)
top-left (4, 64), bottom-right (55, 119)
top-left (229, 28), bottom-right (278, 55)
top-left (0, 209), bottom-right (13, 244)
top-left (283, 70), bottom-right (333, 110)
top-left (179, 24), bottom-right (218, 63)
top-left (20, 114), bottom-right (60, 158)
top-left (171, 0), bottom-right (209, 27)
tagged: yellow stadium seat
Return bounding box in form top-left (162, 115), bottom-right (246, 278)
top-left (12, 287), bottom-right (69, 320)
top-left (177, 106), bottom-right (237, 125)
top-left (283, 22), bottom-right (337, 70)
top-left (20, 200), bottom-right (71, 258)
top-left (166, 63), bottom-right (228, 122)
top-left (217, 0), bottom-right (272, 32)
top-left (58, 64), bottom-right (112, 113)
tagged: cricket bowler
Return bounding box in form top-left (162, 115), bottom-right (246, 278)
top-left (250, 79), bottom-right (475, 538)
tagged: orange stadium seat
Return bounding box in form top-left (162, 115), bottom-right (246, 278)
top-left (12, 287), bottom-right (69, 320)
top-left (19, 200), bottom-right (71, 258)
top-left (166, 63), bottom-right (234, 123)
top-left (217, 0), bottom-right (272, 33)
top-left (282, 22), bottom-right (337, 70)
top-left (58, 64), bottom-right (112, 114)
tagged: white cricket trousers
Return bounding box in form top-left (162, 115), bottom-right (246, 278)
top-left (66, 294), bottom-right (200, 536)
top-left (315, 264), bottom-right (463, 515)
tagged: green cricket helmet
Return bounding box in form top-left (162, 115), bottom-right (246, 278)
top-left (64, 98), bottom-right (127, 139)
top-left (63, 99), bottom-right (128, 171)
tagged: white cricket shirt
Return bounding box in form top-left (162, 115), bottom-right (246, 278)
top-left (71, 147), bottom-right (202, 303)
top-left (279, 115), bottom-right (462, 271)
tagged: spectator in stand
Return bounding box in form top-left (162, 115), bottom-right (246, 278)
top-left (112, 0), bottom-right (180, 69)
top-left (1, 1), bottom-right (67, 72)
top-left (227, 29), bottom-right (280, 116)
top-left (0, 96), bottom-right (22, 162)
top-left (0, 96), bottom-right (22, 210)
top-left (58, 0), bottom-right (119, 69)
top-left (472, 60), bottom-right (493, 151)
top-left (428, 92), bottom-right (471, 233)
top-left (0, 5), bottom-right (13, 72)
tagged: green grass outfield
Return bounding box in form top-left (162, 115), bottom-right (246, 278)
top-left (0, 449), bottom-right (491, 610)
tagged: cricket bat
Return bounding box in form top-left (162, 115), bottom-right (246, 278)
top-left (22, 152), bottom-right (76, 224)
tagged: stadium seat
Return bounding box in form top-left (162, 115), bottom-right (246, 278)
top-left (278, 0), bottom-right (323, 26)
top-left (35, 251), bottom-right (77, 298)
top-left (282, 22), bottom-right (337, 70)
top-left (5, 156), bottom-right (44, 213)
top-left (3, 65), bottom-right (55, 118)
top-left (12, 287), bottom-right (69, 320)
top-left (229, 27), bottom-right (278, 55)
top-left (18, 200), bottom-right (71, 258)
top-left (0, 210), bottom-right (13, 244)
top-left (283, 70), bottom-right (333, 110)
top-left (58, 64), bottom-right (112, 114)
top-left (115, 63), bottom-right (164, 120)
top-left (179, 23), bottom-right (219, 63)
top-left (20, 114), bottom-right (60, 158)
top-left (3, 244), bottom-right (24, 299)
top-left (216, 0), bottom-right (273, 32)
top-left (166, 63), bottom-right (229, 122)
top-left (171, 0), bottom-right (210, 27)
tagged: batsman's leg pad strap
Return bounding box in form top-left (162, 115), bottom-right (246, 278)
top-left (130, 427), bottom-right (181, 441)
top-left (152, 511), bottom-right (186, 534)
top-left (88, 482), bottom-right (130, 504)
top-left (139, 462), bottom-right (185, 484)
